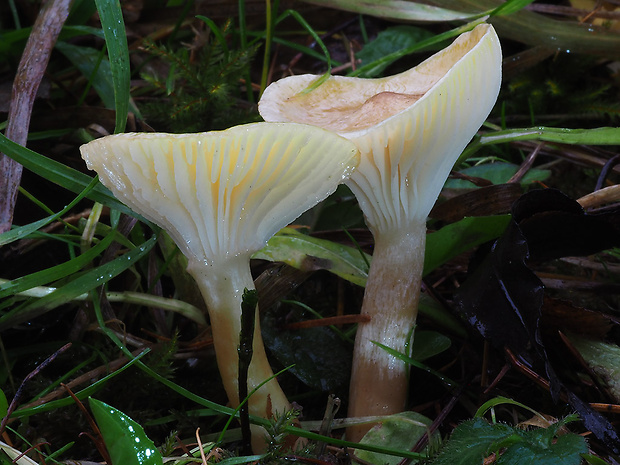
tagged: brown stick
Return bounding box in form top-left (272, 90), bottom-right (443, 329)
top-left (0, 0), bottom-right (72, 233)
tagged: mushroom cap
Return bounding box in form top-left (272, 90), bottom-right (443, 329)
top-left (259, 24), bottom-right (502, 233)
top-left (80, 122), bottom-right (359, 264)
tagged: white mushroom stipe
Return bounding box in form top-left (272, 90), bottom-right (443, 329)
top-left (258, 24), bottom-right (502, 441)
top-left (80, 122), bottom-right (359, 450)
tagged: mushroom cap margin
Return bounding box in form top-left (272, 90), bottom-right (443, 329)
top-left (80, 122), bottom-right (360, 264)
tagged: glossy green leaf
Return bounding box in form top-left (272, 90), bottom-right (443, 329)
top-left (424, 215), bottom-right (511, 276)
top-left (475, 396), bottom-right (542, 418)
top-left (218, 456), bottom-right (266, 465)
top-left (254, 227), bottom-right (370, 287)
top-left (498, 431), bottom-right (587, 465)
top-left (487, 3), bottom-right (620, 55)
top-left (373, 342), bottom-right (458, 388)
top-left (89, 398), bottom-right (163, 465)
top-left (356, 412), bottom-right (434, 465)
top-left (94, 0), bottom-right (130, 133)
top-left (419, 294), bottom-right (467, 338)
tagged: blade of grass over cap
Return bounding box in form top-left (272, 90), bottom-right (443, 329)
top-left (348, 17), bottom-right (488, 77)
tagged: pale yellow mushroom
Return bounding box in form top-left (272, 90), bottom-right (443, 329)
top-left (80, 122), bottom-right (359, 449)
top-left (259, 24), bottom-right (502, 441)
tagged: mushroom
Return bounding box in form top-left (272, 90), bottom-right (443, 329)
top-left (79, 122), bottom-right (359, 447)
top-left (258, 24), bottom-right (502, 440)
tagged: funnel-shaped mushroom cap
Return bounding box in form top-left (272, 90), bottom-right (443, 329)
top-left (80, 123), bottom-right (359, 263)
top-left (259, 24), bottom-right (502, 234)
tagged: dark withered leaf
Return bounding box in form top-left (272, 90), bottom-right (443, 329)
top-left (454, 188), bottom-right (620, 454)
top-left (568, 392), bottom-right (620, 456)
top-left (514, 189), bottom-right (620, 261)
top-left (452, 206), bottom-right (551, 383)
top-left (542, 297), bottom-right (615, 339)
top-left (431, 183), bottom-right (522, 223)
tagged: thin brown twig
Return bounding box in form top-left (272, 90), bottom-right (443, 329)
top-left (16, 348), bottom-right (144, 412)
top-left (508, 143), bottom-right (544, 184)
top-left (283, 314), bottom-right (371, 330)
top-left (0, 0), bottom-right (72, 233)
top-left (0, 342), bottom-right (72, 435)
top-left (196, 428), bottom-right (208, 465)
top-left (61, 384), bottom-right (112, 465)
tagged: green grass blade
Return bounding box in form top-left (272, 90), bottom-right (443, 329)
top-left (372, 341), bottom-right (459, 389)
top-left (274, 9), bottom-right (333, 87)
top-left (0, 234), bottom-right (157, 331)
top-left (245, 32), bottom-right (340, 65)
top-left (55, 41), bottom-right (115, 108)
top-left (460, 126), bottom-right (620, 163)
top-left (480, 126), bottom-right (620, 145)
top-left (59, 25), bottom-right (105, 40)
top-left (195, 16), bottom-right (229, 53)
top-left (281, 424), bottom-right (427, 460)
top-left (349, 16), bottom-right (487, 77)
top-left (474, 396), bottom-right (545, 419)
top-left (11, 351), bottom-right (149, 420)
top-left (218, 457), bottom-right (266, 465)
top-left (0, 132), bottom-right (135, 215)
top-left (0, 234), bottom-right (115, 298)
top-left (488, 0), bottom-right (535, 16)
top-left (0, 176), bottom-right (98, 246)
top-left (94, 0), bottom-right (130, 133)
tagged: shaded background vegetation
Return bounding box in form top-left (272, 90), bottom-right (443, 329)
top-left (1, 0), bottom-right (620, 463)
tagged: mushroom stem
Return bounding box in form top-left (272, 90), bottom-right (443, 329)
top-left (187, 255), bottom-right (290, 430)
top-left (347, 220), bottom-right (426, 442)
